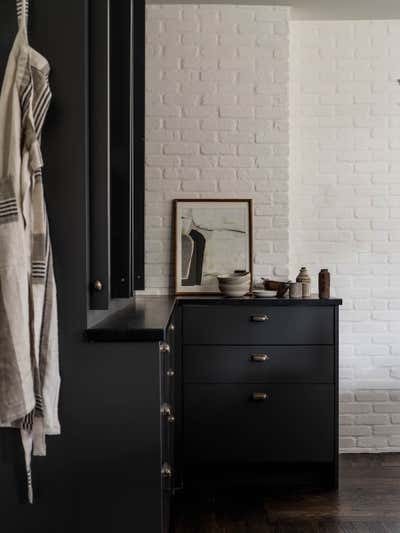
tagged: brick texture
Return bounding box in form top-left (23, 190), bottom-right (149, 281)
top-left (292, 21), bottom-right (400, 452)
top-left (145, 9), bottom-right (400, 452)
top-left (145, 5), bottom-right (290, 293)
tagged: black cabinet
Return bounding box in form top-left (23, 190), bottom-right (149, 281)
top-left (180, 299), bottom-right (340, 490)
top-left (84, 296), bottom-right (340, 527)
top-left (89, 0), bottom-right (145, 309)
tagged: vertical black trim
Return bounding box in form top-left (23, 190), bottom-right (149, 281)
top-left (89, 0), bottom-right (110, 310)
top-left (174, 306), bottom-right (184, 491)
top-left (91, 0), bottom-right (144, 299)
top-left (333, 304), bottom-right (339, 489)
top-left (110, 0), bottom-right (133, 297)
top-left (133, 0), bottom-right (145, 290)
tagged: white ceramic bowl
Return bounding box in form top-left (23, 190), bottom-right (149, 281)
top-left (218, 275), bottom-right (251, 297)
top-left (219, 286), bottom-right (250, 297)
top-left (218, 278), bottom-right (250, 287)
top-left (217, 273), bottom-right (251, 285)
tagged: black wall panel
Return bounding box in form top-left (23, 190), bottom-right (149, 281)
top-left (0, 2), bottom-right (160, 530)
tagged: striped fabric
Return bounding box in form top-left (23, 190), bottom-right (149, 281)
top-left (0, 0), bottom-right (60, 504)
top-left (0, 196), bottom-right (18, 224)
top-left (16, 0), bottom-right (29, 24)
top-left (32, 260), bottom-right (47, 282)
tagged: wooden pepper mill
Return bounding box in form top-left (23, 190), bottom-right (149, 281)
top-left (319, 269), bottom-right (330, 299)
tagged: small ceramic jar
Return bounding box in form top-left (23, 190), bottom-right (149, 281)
top-left (296, 267), bottom-right (311, 298)
top-left (319, 269), bottom-right (330, 299)
top-left (289, 282), bottom-right (302, 299)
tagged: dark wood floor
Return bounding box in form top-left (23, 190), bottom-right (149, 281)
top-left (175, 455), bottom-right (400, 533)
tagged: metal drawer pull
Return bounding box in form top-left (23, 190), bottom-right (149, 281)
top-left (93, 280), bottom-right (103, 292)
top-left (251, 315), bottom-right (269, 322)
top-left (160, 342), bottom-right (170, 353)
top-left (251, 392), bottom-right (269, 401)
top-left (160, 403), bottom-right (172, 416)
top-left (250, 354), bottom-right (270, 362)
top-left (161, 404), bottom-right (175, 423)
top-left (161, 463), bottom-right (172, 478)
top-left (166, 369), bottom-right (175, 377)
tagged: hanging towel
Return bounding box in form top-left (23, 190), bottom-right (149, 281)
top-left (0, 0), bottom-right (60, 503)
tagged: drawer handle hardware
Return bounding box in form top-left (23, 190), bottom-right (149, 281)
top-left (169, 323), bottom-right (175, 332)
top-left (251, 392), bottom-right (269, 401)
top-left (168, 415), bottom-right (175, 424)
top-left (166, 369), bottom-right (175, 377)
top-left (161, 463), bottom-right (172, 478)
top-left (251, 315), bottom-right (269, 322)
top-left (93, 280), bottom-right (103, 292)
top-left (160, 403), bottom-right (172, 416)
top-left (250, 354), bottom-right (270, 363)
top-left (160, 342), bottom-right (170, 354)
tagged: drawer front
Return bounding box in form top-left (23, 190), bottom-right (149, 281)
top-left (184, 346), bottom-right (334, 384)
top-left (183, 305), bottom-right (334, 345)
top-left (184, 384), bottom-right (334, 464)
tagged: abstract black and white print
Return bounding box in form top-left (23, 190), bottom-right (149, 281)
top-left (175, 200), bottom-right (252, 294)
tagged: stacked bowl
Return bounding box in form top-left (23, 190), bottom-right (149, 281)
top-left (217, 272), bottom-right (251, 297)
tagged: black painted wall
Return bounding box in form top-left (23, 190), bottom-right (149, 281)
top-left (0, 2), bottom-right (161, 529)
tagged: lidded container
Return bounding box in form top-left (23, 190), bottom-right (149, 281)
top-left (296, 267), bottom-right (311, 298)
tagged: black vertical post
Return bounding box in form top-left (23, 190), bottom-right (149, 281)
top-left (110, 0), bottom-right (145, 297)
top-left (133, 0), bottom-right (145, 290)
top-left (333, 304), bottom-right (339, 489)
top-left (89, 0), bottom-right (111, 310)
top-left (110, 0), bottom-right (133, 297)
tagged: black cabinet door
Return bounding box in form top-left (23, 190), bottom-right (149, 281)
top-left (110, 0), bottom-right (145, 296)
top-left (89, 0), bottom-right (145, 308)
top-left (184, 384), bottom-right (334, 464)
top-left (89, 0), bottom-right (111, 310)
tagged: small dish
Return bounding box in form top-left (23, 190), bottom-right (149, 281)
top-left (253, 290), bottom-right (277, 298)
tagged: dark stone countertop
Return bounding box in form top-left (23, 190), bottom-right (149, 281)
top-left (85, 294), bottom-right (342, 343)
top-left (85, 296), bottom-right (176, 342)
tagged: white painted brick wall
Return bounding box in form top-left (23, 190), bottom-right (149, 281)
top-left (145, 5), bottom-right (290, 293)
top-left (145, 8), bottom-right (400, 453)
top-left (291, 20), bottom-right (400, 453)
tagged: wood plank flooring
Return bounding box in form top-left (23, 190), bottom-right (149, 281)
top-left (175, 455), bottom-right (400, 533)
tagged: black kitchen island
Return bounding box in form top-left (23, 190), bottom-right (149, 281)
top-left (86, 295), bottom-right (342, 532)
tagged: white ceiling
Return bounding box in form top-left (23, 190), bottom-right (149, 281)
top-left (146, 0), bottom-right (400, 21)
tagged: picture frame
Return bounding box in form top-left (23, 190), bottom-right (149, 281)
top-left (174, 199), bottom-right (253, 295)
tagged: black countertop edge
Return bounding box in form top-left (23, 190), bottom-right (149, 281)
top-left (176, 295), bottom-right (342, 305)
top-left (85, 294), bottom-right (342, 343)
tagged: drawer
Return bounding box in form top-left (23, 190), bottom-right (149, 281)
top-left (184, 384), bottom-right (334, 464)
top-left (184, 346), bottom-right (334, 384)
top-left (183, 305), bottom-right (334, 345)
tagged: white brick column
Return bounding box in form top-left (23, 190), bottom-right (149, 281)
top-left (145, 5), bottom-right (290, 293)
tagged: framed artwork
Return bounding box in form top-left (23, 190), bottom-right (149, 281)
top-left (174, 199), bottom-right (253, 295)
